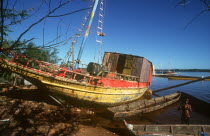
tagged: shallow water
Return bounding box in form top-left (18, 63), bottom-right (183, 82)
top-left (95, 72), bottom-right (210, 130)
top-left (150, 72), bottom-right (210, 102)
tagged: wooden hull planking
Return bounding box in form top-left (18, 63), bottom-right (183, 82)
top-left (42, 78), bottom-right (148, 106)
top-left (124, 120), bottom-right (210, 136)
top-left (109, 93), bottom-right (180, 118)
top-left (108, 93), bottom-right (180, 113)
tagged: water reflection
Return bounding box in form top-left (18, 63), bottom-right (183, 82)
top-left (150, 72), bottom-right (210, 102)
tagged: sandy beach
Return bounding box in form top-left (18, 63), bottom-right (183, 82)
top-left (0, 87), bottom-right (130, 136)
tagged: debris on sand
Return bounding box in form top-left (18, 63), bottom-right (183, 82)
top-left (0, 94), bottom-right (96, 136)
top-left (0, 83), bottom-right (120, 136)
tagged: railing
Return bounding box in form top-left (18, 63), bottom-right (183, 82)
top-left (0, 49), bottom-right (101, 85)
top-left (101, 71), bottom-right (139, 81)
top-left (0, 49), bottom-right (140, 85)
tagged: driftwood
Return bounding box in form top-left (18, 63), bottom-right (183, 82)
top-left (124, 120), bottom-right (210, 136)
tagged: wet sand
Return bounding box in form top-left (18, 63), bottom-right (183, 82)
top-left (0, 87), bottom-right (210, 136)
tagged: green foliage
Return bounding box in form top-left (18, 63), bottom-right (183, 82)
top-left (1, 39), bottom-right (61, 64)
top-left (21, 42), bottom-right (61, 64)
top-left (1, 7), bottom-right (29, 36)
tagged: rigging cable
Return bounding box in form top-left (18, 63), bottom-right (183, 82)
top-left (61, 1), bottom-right (94, 68)
top-left (75, 0), bottom-right (100, 69)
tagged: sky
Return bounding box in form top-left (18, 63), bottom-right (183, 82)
top-left (6, 0), bottom-right (210, 69)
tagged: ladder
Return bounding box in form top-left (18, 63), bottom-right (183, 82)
top-left (95, 0), bottom-right (105, 64)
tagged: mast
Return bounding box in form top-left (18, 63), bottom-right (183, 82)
top-left (75, 0), bottom-right (100, 69)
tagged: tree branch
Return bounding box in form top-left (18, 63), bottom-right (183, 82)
top-left (9, 36), bottom-right (73, 51)
top-left (48, 7), bottom-right (91, 17)
top-left (184, 9), bottom-right (209, 29)
top-left (6, 0), bottom-right (45, 26)
top-left (200, 0), bottom-right (210, 8)
top-left (44, 35), bottom-right (62, 46)
top-left (1, 37), bottom-right (35, 52)
top-left (12, 0), bottom-right (18, 11)
top-left (42, 18), bottom-right (47, 46)
top-left (42, 36), bottom-right (72, 49)
top-left (0, 0), bottom-right (4, 49)
top-left (10, 0), bottom-right (72, 50)
top-left (176, 0), bottom-right (210, 29)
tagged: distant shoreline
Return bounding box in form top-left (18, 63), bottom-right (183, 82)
top-left (155, 69), bottom-right (210, 72)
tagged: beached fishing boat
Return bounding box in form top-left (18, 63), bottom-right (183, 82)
top-left (0, 0), bottom-right (153, 107)
top-left (0, 51), bottom-right (153, 107)
top-left (108, 93), bottom-right (180, 118)
top-left (124, 120), bottom-right (210, 136)
top-left (0, 51), bottom-right (152, 107)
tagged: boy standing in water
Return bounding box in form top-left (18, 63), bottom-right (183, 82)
top-left (178, 98), bottom-right (192, 124)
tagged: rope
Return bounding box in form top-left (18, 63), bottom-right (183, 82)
top-left (61, 1), bottom-right (94, 67)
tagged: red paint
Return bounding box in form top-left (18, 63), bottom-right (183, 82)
top-left (73, 69), bottom-right (82, 73)
top-left (148, 66), bottom-right (153, 85)
top-left (95, 67), bottom-right (153, 88)
top-left (1, 50), bottom-right (153, 89)
top-left (58, 67), bottom-right (68, 77)
top-left (96, 77), bottom-right (150, 88)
